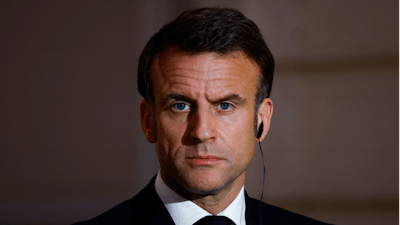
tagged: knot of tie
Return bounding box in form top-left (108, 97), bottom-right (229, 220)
top-left (194, 215), bottom-right (233, 225)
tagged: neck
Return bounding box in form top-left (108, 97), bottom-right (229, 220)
top-left (192, 178), bottom-right (244, 215)
top-left (161, 172), bottom-right (246, 215)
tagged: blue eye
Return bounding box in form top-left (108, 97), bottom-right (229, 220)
top-left (173, 103), bottom-right (189, 111)
top-left (218, 102), bottom-right (232, 110)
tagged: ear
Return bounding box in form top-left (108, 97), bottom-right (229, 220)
top-left (256, 98), bottom-right (273, 142)
top-left (140, 99), bottom-right (156, 143)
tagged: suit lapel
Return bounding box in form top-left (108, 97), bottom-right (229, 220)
top-left (247, 191), bottom-right (283, 225)
top-left (147, 203), bottom-right (175, 225)
top-left (130, 176), bottom-right (175, 225)
top-left (245, 191), bottom-right (263, 225)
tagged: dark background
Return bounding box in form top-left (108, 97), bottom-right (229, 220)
top-left (0, 1), bottom-right (398, 224)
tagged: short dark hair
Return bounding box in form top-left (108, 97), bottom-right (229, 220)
top-left (137, 7), bottom-right (274, 131)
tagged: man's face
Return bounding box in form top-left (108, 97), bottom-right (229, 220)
top-left (141, 50), bottom-right (271, 197)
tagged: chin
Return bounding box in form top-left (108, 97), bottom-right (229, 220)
top-left (183, 170), bottom-right (230, 195)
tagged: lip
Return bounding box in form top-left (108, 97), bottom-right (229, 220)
top-left (187, 155), bottom-right (223, 166)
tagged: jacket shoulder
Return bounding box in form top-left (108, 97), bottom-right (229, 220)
top-left (72, 176), bottom-right (173, 225)
top-left (246, 194), bottom-right (331, 225)
top-left (72, 199), bottom-right (131, 225)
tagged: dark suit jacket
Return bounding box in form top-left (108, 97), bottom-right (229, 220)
top-left (73, 176), bottom-right (330, 225)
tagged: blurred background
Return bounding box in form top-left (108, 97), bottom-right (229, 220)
top-left (0, 0), bottom-right (398, 224)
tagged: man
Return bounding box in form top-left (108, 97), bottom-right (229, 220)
top-left (74, 7), bottom-right (330, 225)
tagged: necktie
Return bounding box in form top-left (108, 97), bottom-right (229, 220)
top-left (194, 215), bottom-right (233, 225)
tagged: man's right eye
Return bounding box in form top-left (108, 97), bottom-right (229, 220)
top-left (172, 103), bottom-right (189, 111)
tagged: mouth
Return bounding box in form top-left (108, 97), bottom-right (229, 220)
top-left (187, 155), bottom-right (224, 166)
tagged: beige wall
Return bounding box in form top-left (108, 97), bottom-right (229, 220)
top-left (0, 0), bottom-right (398, 224)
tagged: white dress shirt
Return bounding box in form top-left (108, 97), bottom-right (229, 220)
top-left (155, 171), bottom-right (246, 225)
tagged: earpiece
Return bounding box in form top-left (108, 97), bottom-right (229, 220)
top-left (257, 122), bottom-right (264, 139)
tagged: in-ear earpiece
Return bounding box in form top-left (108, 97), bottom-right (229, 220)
top-left (257, 122), bottom-right (264, 139)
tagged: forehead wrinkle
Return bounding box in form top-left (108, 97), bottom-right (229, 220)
top-left (166, 76), bottom-right (241, 84)
top-left (165, 70), bottom-right (233, 81)
top-left (155, 53), bottom-right (256, 81)
top-left (162, 61), bottom-right (243, 79)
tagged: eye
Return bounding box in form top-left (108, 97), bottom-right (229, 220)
top-left (218, 102), bottom-right (233, 110)
top-left (172, 102), bottom-right (190, 111)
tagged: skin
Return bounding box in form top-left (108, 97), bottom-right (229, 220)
top-left (140, 49), bottom-right (273, 214)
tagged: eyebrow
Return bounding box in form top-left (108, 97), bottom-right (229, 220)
top-left (161, 93), bottom-right (247, 106)
top-left (161, 94), bottom-right (194, 107)
top-left (216, 94), bottom-right (247, 105)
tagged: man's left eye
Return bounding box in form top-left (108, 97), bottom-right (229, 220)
top-left (218, 102), bottom-right (233, 110)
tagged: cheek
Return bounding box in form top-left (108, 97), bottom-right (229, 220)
top-left (219, 110), bottom-right (254, 140)
top-left (223, 112), bottom-right (256, 164)
top-left (217, 111), bottom-right (240, 124)
top-left (156, 116), bottom-right (187, 157)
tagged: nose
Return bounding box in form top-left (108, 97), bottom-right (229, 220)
top-left (189, 106), bottom-right (216, 142)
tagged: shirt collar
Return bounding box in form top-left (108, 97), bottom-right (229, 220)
top-left (155, 171), bottom-right (246, 225)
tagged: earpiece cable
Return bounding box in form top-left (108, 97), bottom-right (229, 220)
top-left (258, 141), bottom-right (265, 225)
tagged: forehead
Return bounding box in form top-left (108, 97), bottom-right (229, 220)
top-left (150, 50), bottom-right (260, 101)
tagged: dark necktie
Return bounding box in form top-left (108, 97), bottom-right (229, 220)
top-left (194, 216), bottom-right (234, 225)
